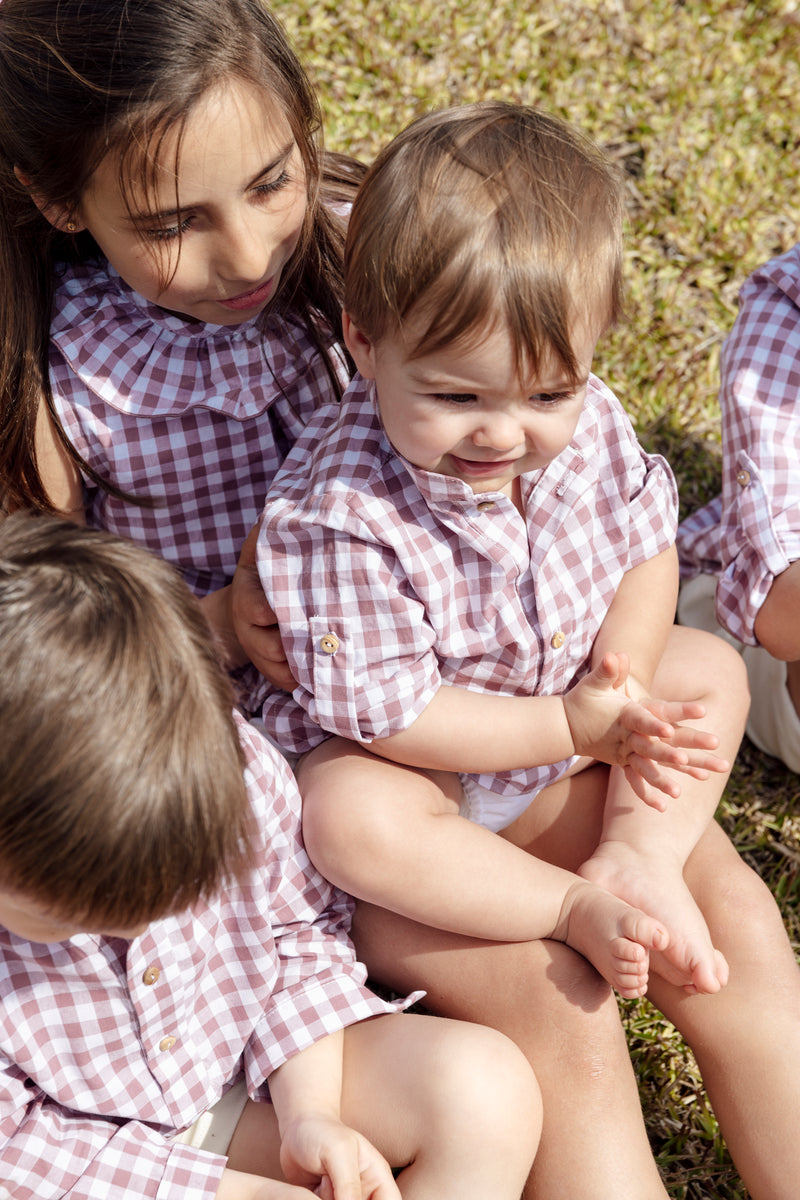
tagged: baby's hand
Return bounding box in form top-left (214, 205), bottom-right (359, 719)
top-left (563, 653), bottom-right (688, 809)
top-left (280, 1114), bottom-right (400, 1200)
top-left (564, 654), bottom-right (730, 810)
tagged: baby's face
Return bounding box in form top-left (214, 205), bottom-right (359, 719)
top-left (348, 315), bottom-right (601, 502)
top-left (0, 888), bottom-right (147, 944)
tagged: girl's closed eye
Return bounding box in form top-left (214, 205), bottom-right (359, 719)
top-left (253, 169), bottom-right (292, 198)
top-left (145, 215), bottom-right (194, 242)
top-left (435, 393), bottom-right (478, 405)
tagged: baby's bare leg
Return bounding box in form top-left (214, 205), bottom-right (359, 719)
top-left (299, 740), bottom-right (665, 995)
top-left (580, 626), bottom-right (747, 993)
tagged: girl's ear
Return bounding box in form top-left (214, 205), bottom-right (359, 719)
top-left (342, 311), bottom-right (378, 380)
top-left (12, 167), bottom-right (85, 233)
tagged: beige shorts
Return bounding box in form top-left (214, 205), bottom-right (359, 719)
top-left (678, 573), bottom-right (800, 773)
top-left (173, 1076), bottom-right (250, 1154)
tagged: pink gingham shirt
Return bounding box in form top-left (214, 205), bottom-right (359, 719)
top-left (257, 373), bottom-right (677, 801)
top-left (0, 713), bottom-right (413, 1199)
top-left (677, 244), bottom-right (800, 644)
top-left (49, 258), bottom-right (347, 597)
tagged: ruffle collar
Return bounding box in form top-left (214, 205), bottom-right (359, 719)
top-left (50, 259), bottom-right (326, 420)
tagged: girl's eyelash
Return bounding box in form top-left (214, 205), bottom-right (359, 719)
top-left (145, 218), bottom-right (193, 243)
top-left (254, 169), bottom-right (291, 197)
top-left (142, 170), bottom-right (292, 241)
top-left (435, 393), bottom-right (477, 404)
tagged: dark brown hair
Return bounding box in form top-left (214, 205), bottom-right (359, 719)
top-left (345, 102), bottom-right (624, 382)
top-left (0, 512), bottom-right (254, 928)
top-left (0, 0), bottom-right (363, 512)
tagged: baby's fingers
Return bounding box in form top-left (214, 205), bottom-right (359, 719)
top-left (623, 757), bottom-right (677, 809)
top-left (644, 699), bottom-right (707, 725)
top-left (621, 701), bottom-right (675, 740)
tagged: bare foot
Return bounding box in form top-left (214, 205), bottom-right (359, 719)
top-left (553, 879), bottom-right (669, 999)
top-left (579, 841), bottom-right (729, 995)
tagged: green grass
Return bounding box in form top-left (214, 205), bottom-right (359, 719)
top-left (270, 2), bottom-right (800, 1193)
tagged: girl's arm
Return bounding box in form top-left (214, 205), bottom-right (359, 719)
top-left (754, 559), bottom-right (800, 660)
top-left (34, 403), bottom-right (85, 519)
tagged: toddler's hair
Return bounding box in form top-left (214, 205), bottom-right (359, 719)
top-left (345, 102), bottom-right (625, 381)
top-left (0, 513), bottom-right (253, 929)
top-left (0, 0), bottom-right (362, 511)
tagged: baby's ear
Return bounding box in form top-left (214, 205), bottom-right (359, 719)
top-left (342, 311), bottom-right (378, 380)
top-left (12, 167), bottom-right (85, 233)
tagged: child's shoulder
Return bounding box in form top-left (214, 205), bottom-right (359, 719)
top-left (265, 376), bottom-right (398, 507)
top-left (234, 711), bottom-right (302, 838)
top-left (741, 242), bottom-right (800, 310)
top-left (578, 373), bottom-right (641, 450)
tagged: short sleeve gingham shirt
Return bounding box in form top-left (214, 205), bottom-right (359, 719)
top-left (0, 714), bottom-right (415, 1199)
top-left (677, 244), bottom-right (800, 644)
top-left (257, 374), bottom-right (677, 801)
top-left (49, 258), bottom-right (347, 597)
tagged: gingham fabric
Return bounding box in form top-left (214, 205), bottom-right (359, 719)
top-left (49, 258), bottom-right (347, 597)
top-left (257, 373), bottom-right (677, 801)
top-left (0, 713), bottom-right (414, 1198)
top-left (677, 244), bottom-right (800, 644)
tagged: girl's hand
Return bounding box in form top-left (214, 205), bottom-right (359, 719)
top-left (279, 1115), bottom-right (400, 1200)
top-left (231, 523), bottom-right (297, 691)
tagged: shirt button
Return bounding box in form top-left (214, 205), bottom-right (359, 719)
top-left (476, 500), bottom-right (496, 511)
top-left (159, 1036), bottom-right (177, 1052)
top-left (550, 630), bottom-right (566, 649)
top-left (319, 633), bottom-right (340, 654)
top-left (142, 966), bottom-right (160, 986)
top-left (736, 469), bottom-right (751, 487)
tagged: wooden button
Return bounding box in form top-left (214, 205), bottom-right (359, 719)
top-left (319, 633), bottom-right (340, 654)
top-left (158, 1036), bottom-right (177, 1052)
top-left (142, 966), bottom-right (160, 986)
top-left (476, 500), bottom-right (496, 511)
top-left (550, 631), bottom-right (565, 649)
top-left (736, 469), bottom-right (751, 487)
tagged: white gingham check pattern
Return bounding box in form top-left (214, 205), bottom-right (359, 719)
top-left (677, 244), bottom-right (800, 644)
top-left (257, 373), bottom-right (677, 803)
top-left (49, 258), bottom-right (347, 597)
top-left (0, 714), bottom-right (413, 1198)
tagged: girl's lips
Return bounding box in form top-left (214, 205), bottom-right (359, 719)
top-left (449, 455), bottom-right (517, 478)
top-left (218, 276), bottom-right (275, 311)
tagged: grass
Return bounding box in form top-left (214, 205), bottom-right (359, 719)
top-left (269, 1), bottom-right (800, 1193)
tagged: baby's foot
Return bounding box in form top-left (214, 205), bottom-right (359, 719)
top-left (579, 842), bottom-right (729, 995)
top-left (554, 880), bottom-right (669, 999)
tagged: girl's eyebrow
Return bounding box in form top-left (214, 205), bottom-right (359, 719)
top-left (126, 140), bottom-right (296, 224)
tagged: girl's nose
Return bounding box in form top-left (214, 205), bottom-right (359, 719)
top-left (215, 214), bottom-right (270, 283)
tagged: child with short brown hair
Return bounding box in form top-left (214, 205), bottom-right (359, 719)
top-left (255, 102), bottom-right (736, 998)
top-left (0, 512), bottom-right (539, 1200)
